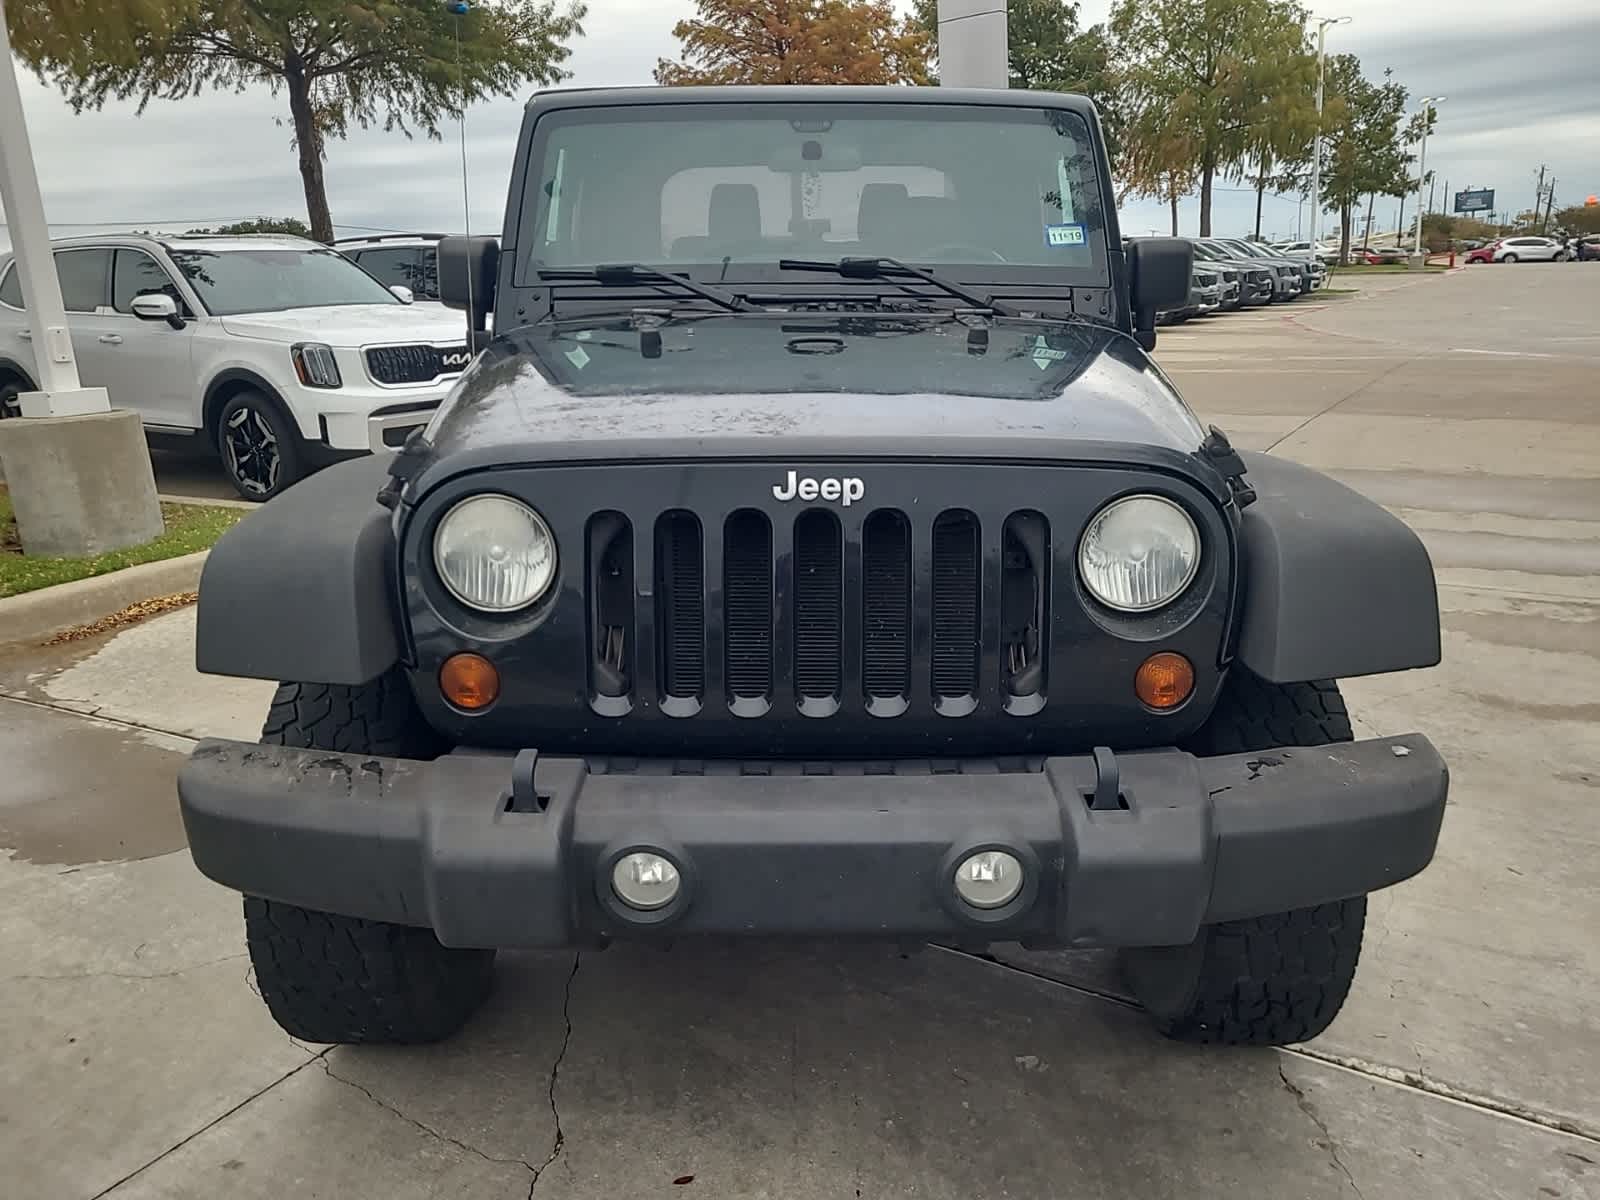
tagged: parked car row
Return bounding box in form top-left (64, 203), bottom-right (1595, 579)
top-left (1465, 235), bottom-right (1584, 264)
top-left (0, 232), bottom-right (470, 499)
top-left (1135, 235), bottom-right (1325, 324)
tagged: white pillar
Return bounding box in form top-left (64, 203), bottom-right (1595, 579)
top-left (0, 0), bottom-right (110, 417)
top-left (936, 0), bottom-right (1009, 90)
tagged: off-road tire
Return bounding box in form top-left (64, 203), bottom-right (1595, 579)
top-left (1121, 669), bottom-right (1365, 1047)
top-left (244, 671), bottom-right (493, 1045)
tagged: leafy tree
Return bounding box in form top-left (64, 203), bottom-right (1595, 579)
top-left (1315, 56), bottom-right (1411, 262)
top-left (911, 0), bottom-right (1120, 155)
top-left (1110, 0), bottom-right (1311, 235)
top-left (656, 0), bottom-right (930, 86)
top-left (1231, 58), bottom-right (1317, 238)
top-left (12, 0), bottom-right (586, 244)
top-left (187, 216), bottom-right (316, 239)
top-left (1551, 205), bottom-right (1600, 236)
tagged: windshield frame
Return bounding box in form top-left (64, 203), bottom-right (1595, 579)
top-left (166, 245), bottom-right (402, 317)
top-left (509, 97), bottom-right (1117, 296)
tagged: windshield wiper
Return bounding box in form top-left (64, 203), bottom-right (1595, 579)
top-left (777, 257), bottom-right (1020, 317)
top-left (538, 264), bottom-right (756, 312)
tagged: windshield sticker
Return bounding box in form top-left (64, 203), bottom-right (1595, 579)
top-left (565, 345), bottom-right (592, 370)
top-left (1031, 335), bottom-right (1069, 371)
top-left (1045, 223), bottom-right (1087, 249)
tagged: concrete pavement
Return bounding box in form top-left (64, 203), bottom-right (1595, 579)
top-left (4, 263), bottom-right (1597, 1198)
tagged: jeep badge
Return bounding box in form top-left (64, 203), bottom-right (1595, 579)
top-left (772, 470), bottom-right (865, 506)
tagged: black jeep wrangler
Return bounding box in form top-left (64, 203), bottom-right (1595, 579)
top-left (178, 86), bottom-right (1447, 1048)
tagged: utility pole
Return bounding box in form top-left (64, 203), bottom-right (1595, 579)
top-left (1542, 179), bottom-right (1556, 234)
top-left (1534, 164), bottom-right (1546, 224)
top-left (1411, 96), bottom-right (1445, 264)
top-left (1307, 16), bottom-right (1351, 256)
top-left (1428, 174), bottom-right (1436, 214)
top-left (0, 0), bottom-right (162, 555)
top-left (936, 0), bottom-right (1009, 89)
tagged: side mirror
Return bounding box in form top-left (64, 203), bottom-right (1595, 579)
top-left (389, 284), bottom-right (414, 304)
top-left (1127, 238), bottom-right (1193, 351)
top-left (438, 235), bottom-right (500, 334)
top-left (130, 293), bottom-right (184, 329)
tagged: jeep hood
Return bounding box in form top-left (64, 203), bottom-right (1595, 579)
top-left (219, 304), bottom-right (468, 347)
top-left (403, 314), bottom-right (1213, 493)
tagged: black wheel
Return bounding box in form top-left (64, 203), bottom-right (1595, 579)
top-left (216, 389), bottom-right (305, 501)
top-left (0, 376), bottom-right (25, 419)
top-left (1120, 669), bottom-right (1366, 1046)
top-left (244, 671), bottom-right (493, 1045)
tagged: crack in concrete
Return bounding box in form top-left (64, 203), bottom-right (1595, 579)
top-left (0, 689), bottom-right (201, 745)
top-left (318, 1058), bottom-right (538, 1177)
top-left (86, 1051), bottom-right (326, 1198)
top-left (528, 953), bottom-right (582, 1198)
top-left (3, 952), bottom-right (247, 984)
top-left (1279, 1062), bottom-right (1369, 1200)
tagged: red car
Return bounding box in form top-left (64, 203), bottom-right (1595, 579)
top-left (1466, 240), bottom-right (1501, 264)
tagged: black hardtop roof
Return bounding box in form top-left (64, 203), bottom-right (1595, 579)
top-left (525, 85), bottom-right (1101, 119)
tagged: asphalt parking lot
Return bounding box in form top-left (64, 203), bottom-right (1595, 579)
top-left (3, 264), bottom-right (1597, 1198)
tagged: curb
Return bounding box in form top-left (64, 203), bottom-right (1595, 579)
top-left (0, 550), bottom-right (209, 648)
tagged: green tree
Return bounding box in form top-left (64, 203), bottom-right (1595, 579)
top-left (656, 0), bottom-right (930, 86)
top-left (187, 216), bottom-right (316, 239)
top-left (1110, 0), bottom-right (1312, 234)
top-left (1315, 56), bottom-right (1410, 261)
top-left (12, 0), bottom-right (586, 244)
top-left (1231, 54), bottom-right (1318, 238)
top-left (1552, 204), bottom-right (1600, 236)
top-left (912, 0), bottom-right (1121, 160)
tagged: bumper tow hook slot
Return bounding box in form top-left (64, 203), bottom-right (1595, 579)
top-left (507, 749), bottom-right (545, 813)
top-left (1089, 745), bottom-right (1123, 811)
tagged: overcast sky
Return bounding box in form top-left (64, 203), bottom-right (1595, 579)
top-left (4, 0), bottom-right (1597, 249)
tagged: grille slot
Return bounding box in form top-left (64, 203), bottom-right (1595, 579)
top-left (862, 511), bottom-right (911, 700)
top-left (587, 513), bottom-right (633, 702)
top-left (793, 510), bottom-right (843, 703)
top-left (365, 344), bottom-right (468, 385)
top-left (1001, 513), bottom-right (1049, 698)
top-left (723, 510), bottom-right (773, 702)
top-left (655, 512), bottom-right (704, 702)
top-left (931, 511), bottom-right (981, 700)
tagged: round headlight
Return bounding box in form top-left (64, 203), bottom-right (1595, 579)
top-left (434, 495), bottom-right (556, 612)
top-left (1078, 495), bottom-right (1200, 612)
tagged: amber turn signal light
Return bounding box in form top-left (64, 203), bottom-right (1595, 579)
top-left (1135, 652), bottom-right (1194, 710)
top-left (440, 652), bottom-right (500, 711)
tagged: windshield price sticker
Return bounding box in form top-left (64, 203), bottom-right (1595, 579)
top-left (1045, 223), bottom-right (1087, 248)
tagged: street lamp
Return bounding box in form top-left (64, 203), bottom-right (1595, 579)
top-left (1412, 96), bottom-right (1445, 261)
top-left (1307, 15), bottom-right (1350, 260)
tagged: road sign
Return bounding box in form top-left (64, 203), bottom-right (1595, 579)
top-left (1454, 188), bottom-right (1494, 214)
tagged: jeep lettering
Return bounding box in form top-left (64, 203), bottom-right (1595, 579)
top-left (773, 471), bottom-right (865, 506)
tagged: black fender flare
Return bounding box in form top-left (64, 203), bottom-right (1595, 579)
top-left (1235, 452), bottom-right (1441, 682)
top-left (195, 453), bottom-right (401, 685)
top-left (203, 368), bottom-right (292, 443)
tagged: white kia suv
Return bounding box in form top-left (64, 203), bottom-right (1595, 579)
top-left (0, 234), bottom-right (473, 499)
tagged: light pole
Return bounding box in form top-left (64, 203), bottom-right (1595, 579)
top-left (1411, 96), bottom-right (1445, 261)
top-left (1306, 15), bottom-right (1350, 259)
top-left (936, 0), bottom-right (1010, 89)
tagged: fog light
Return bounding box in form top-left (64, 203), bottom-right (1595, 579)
top-left (953, 850), bottom-right (1023, 910)
top-left (612, 852), bottom-right (681, 911)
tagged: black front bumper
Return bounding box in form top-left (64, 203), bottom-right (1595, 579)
top-left (178, 736), bottom-right (1446, 950)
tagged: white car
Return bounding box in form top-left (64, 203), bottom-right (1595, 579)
top-left (334, 233), bottom-right (443, 301)
top-left (0, 234), bottom-right (473, 499)
top-left (1492, 236), bottom-right (1567, 263)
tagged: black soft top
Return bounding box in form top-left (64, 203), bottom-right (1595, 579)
top-left (524, 85), bottom-right (1104, 119)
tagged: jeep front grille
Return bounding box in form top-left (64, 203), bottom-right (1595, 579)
top-left (365, 344), bottom-right (469, 385)
top-left (585, 506), bottom-right (1049, 718)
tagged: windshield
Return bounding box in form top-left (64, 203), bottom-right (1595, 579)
top-left (518, 103), bottom-right (1108, 287)
top-left (168, 247), bottom-right (399, 316)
